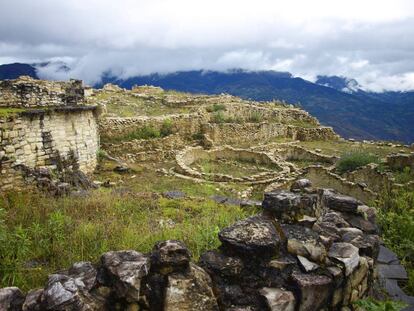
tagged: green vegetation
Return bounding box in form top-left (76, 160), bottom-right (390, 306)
top-left (102, 121), bottom-right (174, 143)
top-left (0, 107), bottom-right (25, 117)
top-left (376, 187), bottom-right (414, 295)
top-left (336, 150), bottom-right (380, 174)
top-left (0, 190), bottom-right (255, 291)
top-left (192, 158), bottom-right (279, 178)
top-left (206, 103), bottom-right (226, 112)
top-left (211, 111), bottom-right (242, 124)
top-left (393, 166), bottom-right (414, 184)
top-left (298, 141), bottom-right (409, 158)
top-left (248, 111), bottom-right (264, 123)
top-left (354, 298), bottom-right (406, 311)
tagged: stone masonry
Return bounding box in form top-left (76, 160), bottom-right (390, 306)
top-left (0, 77), bottom-right (99, 191)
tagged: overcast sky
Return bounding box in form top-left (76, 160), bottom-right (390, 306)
top-left (1, 0), bottom-right (414, 91)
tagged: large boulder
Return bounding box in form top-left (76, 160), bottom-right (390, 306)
top-left (199, 250), bottom-right (244, 279)
top-left (22, 289), bottom-right (43, 311)
top-left (0, 287), bottom-right (25, 311)
top-left (98, 250), bottom-right (150, 302)
top-left (218, 215), bottom-right (281, 258)
top-left (322, 190), bottom-right (361, 213)
top-left (282, 224), bottom-right (327, 263)
top-left (328, 243), bottom-right (360, 276)
top-left (164, 263), bottom-right (219, 311)
top-left (291, 272), bottom-right (332, 311)
top-left (151, 240), bottom-right (191, 274)
top-left (68, 262), bottom-right (97, 291)
top-left (263, 191), bottom-right (319, 222)
top-left (42, 274), bottom-right (104, 310)
top-left (259, 287), bottom-right (296, 311)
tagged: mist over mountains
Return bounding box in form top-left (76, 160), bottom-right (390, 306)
top-left (1, 63), bottom-right (414, 143)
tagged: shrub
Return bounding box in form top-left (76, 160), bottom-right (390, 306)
top-left (248, 111), bottom-right (264, 123)
top-left (124, 126), bottom-right (161, 140)
top-left (160, 119), bottom-right (174, 137)
top-left (394, 166), bottom-right (413, 184)
top-left (354, 298), bottom-right (406, 311)
top-left (211, 111), bottom-right (226, 124)
top-left (206, 104), bottom-right (226, 112)
top-left (336, 150), bottom-right (379, 174)
top-left (377, 187), bottom-right (414, 295)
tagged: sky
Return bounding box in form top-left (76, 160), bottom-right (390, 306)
top-left (1, 0), bottom-right (414, 91)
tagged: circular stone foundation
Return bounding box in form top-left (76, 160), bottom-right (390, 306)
top-left (174, 146), bottom-right (292, 183)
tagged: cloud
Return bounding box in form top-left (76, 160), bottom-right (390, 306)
top-left (1, 0), bottom-right (414, 91)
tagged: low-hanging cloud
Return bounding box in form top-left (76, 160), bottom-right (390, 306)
top-left (1, 0), bottom-right (414, 91)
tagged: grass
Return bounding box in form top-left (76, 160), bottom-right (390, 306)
top-left (206, 103), bottom-right (226, 113)
top-left (248, 111), bottom-right (264, 123)
top-left (192, 158), bottom-right (279, 178)
top-left (298, 141), bottom-right (410, 157)
top-left (101, 120), bottom-right (174, 143)
top-left (0, 190), bottom-right (256, 291)
top-left (393, 167), bottom-right (414, 184)
top-left (354, 298), bottom-right (406, 311)
top-left (376, 186), bottom-right (414, 295)
top-left (336, 150), bottom-right (380, 174)
top-left (89, 91), bottom-right (196, 117)
top-left (211, 111), bottom-right (242, 124)
top-left (0, 108), bottom-right (25, 117)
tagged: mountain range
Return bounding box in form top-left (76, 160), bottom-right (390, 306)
top-left (1, 63), bottom-right (413, 143)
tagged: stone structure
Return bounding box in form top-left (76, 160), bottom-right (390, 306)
top-left (0, 76), bottom-right (84, 108)
top-left (0, 185), bottom-right (381, 311)
top-left (0, 77), bottom-right (99, 191)
top-left (174, 146), bottom-right (292, 184)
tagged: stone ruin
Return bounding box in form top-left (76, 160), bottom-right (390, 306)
top-left (0, 182), bottom-right (384, 311)
top-left (0, 76), bottom-right (99, 193)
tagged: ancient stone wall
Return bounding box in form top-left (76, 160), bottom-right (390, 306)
top-left (174, 146), bottom-right (292, 183)
top-left (104, 134), bottom-right (186, 162)
top-left (386, 153), bottom-right (414, 170)
top-left (99, 113), bottom-right (206, 141)
top-left (276, 145), bottom-right (338, 164)
top-left (216, 103), bottom-right (320, 124)
top-left (0, 186), bottom-right (381, 311)
top-left (0, 76), bottom-right (84, 108)
top-left (302, 166), bottom-right (377, 203)
top-left (0, 109), bottom-right (99, 191)
top-left (0, 77), bottom-right (99, 192)
top-left (203, 123), bottom-right (339, 144)
top-left (344, 164), bottom-right (394, 193)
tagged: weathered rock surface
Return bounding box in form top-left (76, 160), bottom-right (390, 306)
top-left (0, 287), bottom-right (25, 311)
top-left (259, 287), bottom-right (296, 311)
top-left (218, 215), bottom-right (281, 258)
top-left (328, 243), bottom-right (360, 276)
top-left (291, 272), bottom-right (332, 311)
top-left (151, 240), bottom-right (191, 274)
top-left (164, 263), bottom-right (219, 311)
top-left (99, 250), bottom-right (150, 302)
top-left (322, 190), bottom-right (361, 213)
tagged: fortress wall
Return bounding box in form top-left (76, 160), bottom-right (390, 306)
top-left (0, 76), bottom-right (84, 108)
top-left (0, 109), bottom-right (99, 191)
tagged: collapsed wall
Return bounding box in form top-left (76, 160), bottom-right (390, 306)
top-left (0, 77), bottom-right (99, 191)
top-left (0, 185), bottom-right (381, 311)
